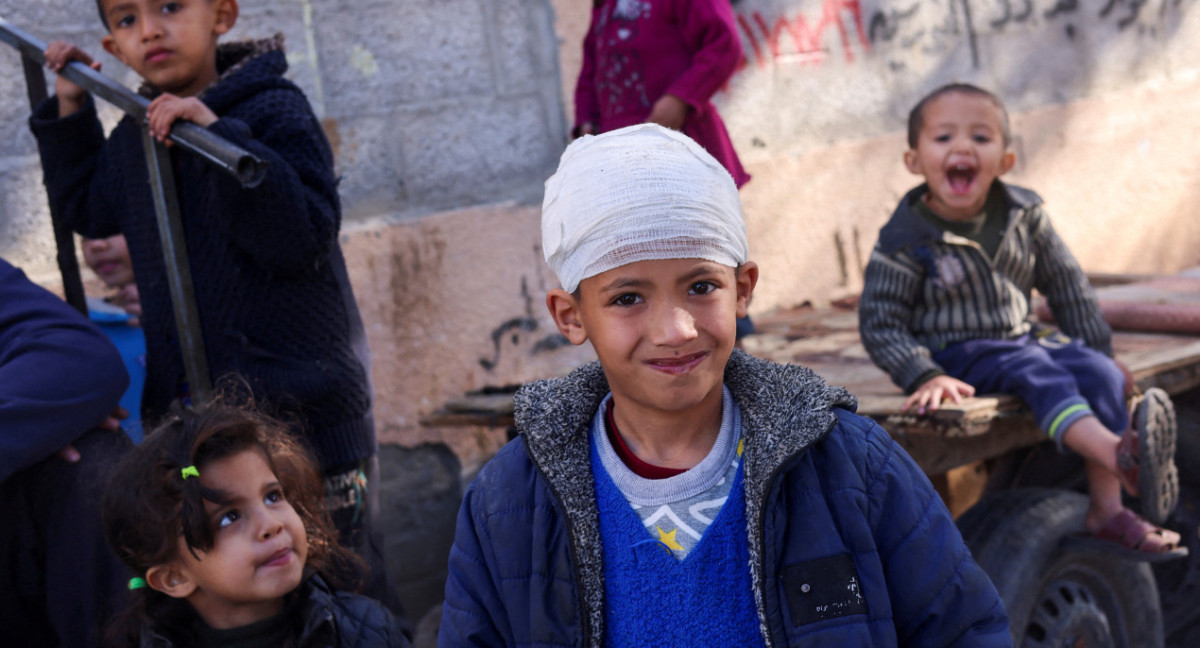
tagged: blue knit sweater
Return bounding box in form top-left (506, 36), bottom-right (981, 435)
top-left (593, 434), bottom-right (765, 646)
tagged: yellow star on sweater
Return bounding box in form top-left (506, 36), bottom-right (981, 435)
top-left (656, 526), bottom-right (684, 551)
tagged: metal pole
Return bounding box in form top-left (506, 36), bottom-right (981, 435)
top-left (19, 51), bottom-right (87, 315)
top-left (0, 18), bottom-right (268, 188)
top-left (141, 129), bottom-right (212, 406)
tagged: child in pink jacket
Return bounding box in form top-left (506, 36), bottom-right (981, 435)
top-left (573, 0), bottom-right (750, 187)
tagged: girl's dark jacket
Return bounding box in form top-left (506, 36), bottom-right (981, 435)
top-left (138, 574), bottom-right (410, 648)
top-left (440, 350), bottom-right (1011, 647)
top-left (29, 37), bottom-right (374, 469)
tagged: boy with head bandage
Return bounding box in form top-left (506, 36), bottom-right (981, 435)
top-left (438, 124), bottom-right (1011, 648)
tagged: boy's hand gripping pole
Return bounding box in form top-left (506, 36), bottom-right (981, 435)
top-left (0, 17), bottom-right (268, 187)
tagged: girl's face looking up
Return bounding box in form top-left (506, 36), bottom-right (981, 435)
top-left (155, 448), bottom-right (308, 629)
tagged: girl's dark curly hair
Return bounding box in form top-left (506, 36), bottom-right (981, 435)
top-left (101, 396), bottom-right (364, 646)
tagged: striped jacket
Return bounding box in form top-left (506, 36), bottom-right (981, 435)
top-left (859, 182), bottom-right (1111, 393)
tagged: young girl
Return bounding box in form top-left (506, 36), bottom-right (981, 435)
top-left (573, 0), bottom-right (751, 187)
top-left (101, 400), bottom-right (409, 647)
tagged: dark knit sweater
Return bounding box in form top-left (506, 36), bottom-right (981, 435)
top-left (29, 37), bottom-right (374, 468)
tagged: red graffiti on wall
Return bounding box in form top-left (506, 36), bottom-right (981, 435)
top-left (737, 0), bottom-right (870, 69)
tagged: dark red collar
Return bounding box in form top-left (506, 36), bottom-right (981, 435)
top-left (604, 399), bottom-right (687, 479)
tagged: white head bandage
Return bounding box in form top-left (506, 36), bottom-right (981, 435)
top-left (541, 124), bottom-right (747, 293)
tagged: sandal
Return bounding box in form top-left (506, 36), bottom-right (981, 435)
top-left (1062, 509), bottom-right (1188, 563)
top-left (1117, 387), bottom-right (1179, 524)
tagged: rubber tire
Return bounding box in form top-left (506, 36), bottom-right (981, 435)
top-left (958, 488), bottom-right (1164, 648)
top-left (1171, 389), bottom-right (1200, 480)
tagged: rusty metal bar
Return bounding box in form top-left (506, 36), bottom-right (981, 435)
top-left (141, 130), bottom-right (212, 406)
top-left (18, 46), bottom-right (87, 315)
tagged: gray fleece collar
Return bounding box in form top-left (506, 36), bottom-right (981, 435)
top-left (514, 349), bottom-right (857, 647)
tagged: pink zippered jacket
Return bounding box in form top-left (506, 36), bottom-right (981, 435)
top-left (574, 0), bottom-right (751, 187)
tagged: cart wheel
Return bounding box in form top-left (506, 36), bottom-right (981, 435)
top-left (958, 488), bottom-right (1163, 648)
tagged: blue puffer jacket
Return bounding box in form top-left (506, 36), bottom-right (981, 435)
top-left (440, 350), bottom-right (1011, 647)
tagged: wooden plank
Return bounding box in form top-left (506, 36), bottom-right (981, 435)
top-left (1086, 272), bottom-right (1160, 288)
top-left (1124, 339), bottom-right (1200, 377)
top-left (443, 392), bottom-right (516, 414)
top-left (420, 411), bottom-right (514, 429)
top-left (855, 394), bottom-right (1023, 428)
top-left (894, 419), bottom-right (1045, 476)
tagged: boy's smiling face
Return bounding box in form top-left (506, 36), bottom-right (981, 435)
top-left (548, 258), bottom-right (757, 422)
top-left (99, 0), bottom-right (238, 97)
top-left (148, 448), bottom-right (307, 629)
top-left (904, 91), bottom-right (1015, 221)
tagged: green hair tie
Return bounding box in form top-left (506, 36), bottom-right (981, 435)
top-left (128, 577), bottom-right (147, 590)
top-left (181, 465), bottom-right (199, 480)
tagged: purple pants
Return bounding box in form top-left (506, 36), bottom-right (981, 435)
top-left (934, 331), bottom-right (1127, 447)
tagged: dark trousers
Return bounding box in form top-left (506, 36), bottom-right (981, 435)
top-left (0, 428), bottom-right (132, 647)
top-left (934, 332), bottom-right (1127, 443)
top-left (324, 455), bottom-right (413, 638)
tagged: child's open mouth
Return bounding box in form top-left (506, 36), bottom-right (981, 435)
top-left (946, 164), bottom-right (976, 195)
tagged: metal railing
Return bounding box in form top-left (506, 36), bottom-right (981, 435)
top-left (0, 17), bottom-right (271, 407)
